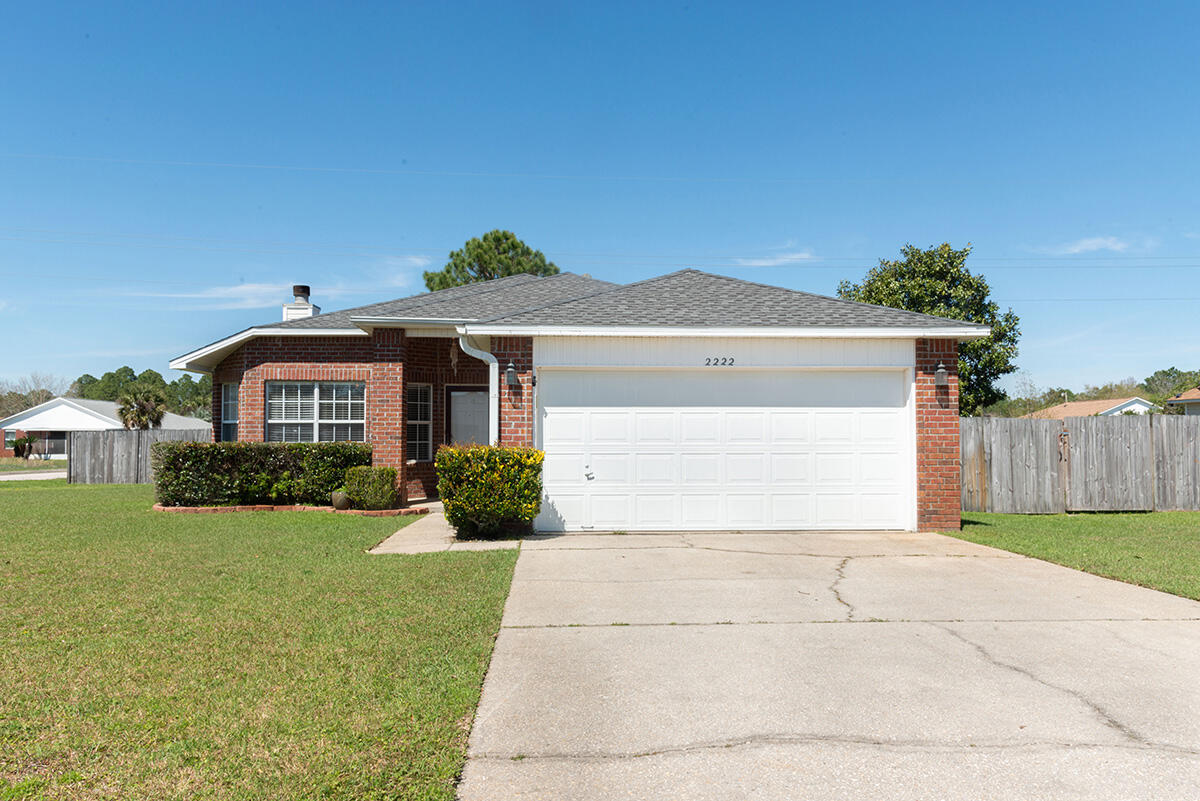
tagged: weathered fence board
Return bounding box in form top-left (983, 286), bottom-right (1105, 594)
top-left (962, 415), bottom-right (1200, 514)
top-left (961, 418), bottom-right (1065, 513)
top-left (1153, 416), bottom-right (1200, 510)
top-left (68, 429), bottom-right (207, 484)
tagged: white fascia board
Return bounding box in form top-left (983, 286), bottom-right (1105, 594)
top-left (350, 316), bottom-right (468, 331)
top-left (169, 328), bottom-right (368, 373)
top-left (460, 324), bottom-right (992, 340)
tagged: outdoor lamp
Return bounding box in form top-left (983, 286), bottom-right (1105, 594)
top-left (505, 361), bottom-right (520, 387)
top-left (934, 362), bottom-right (949, 387)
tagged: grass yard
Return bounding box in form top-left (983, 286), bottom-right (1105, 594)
top-left (0, 457), bottom-right (66, 472)
top-left (0, 480), bottom-right (517, 800)
top-left (953, 511), bottom-right (1200, 601)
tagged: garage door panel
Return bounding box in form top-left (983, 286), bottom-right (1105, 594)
top-left (589, 412), bottom-right (632, 443)
top-left (544, 411), bottom-right (586, 445)
top-left (634, 412), bottom-right (675, 444)
top-left (538, 369), bottom-right (911, 531)
top-left (634, 494), bottom-right (676, 527)
top-left (726, 412), bottom-right (767, 443)
top-left (727, 494), bottom-right (767, 526)
top-left (635, 453), bottom-right (675, 483)
top-left (771, 453), bottom-right (811, 483)
top-left (770, 494), bottom-right (812, 526)
top-left (680, 412), bottom-right (721, 443)
top-left (590, 494), bottom-right (632, 528)
top-left (681, 453), bottom-right (721, 483)
top-left (770, 412), bottom-right (811, 442)
top-left (543, 452), bottom-right (585, 484)
top-left (590, 453), bottom-right (630, 483)
top-left (726, 453), bottom-right (766, 483)
top-left (814, 412), bottom-right (854, 442)
top-left (814, 453), bottom-right (855, 484)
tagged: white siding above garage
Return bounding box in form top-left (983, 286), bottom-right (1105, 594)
top-left (534, 336), bottom-right (915, 370)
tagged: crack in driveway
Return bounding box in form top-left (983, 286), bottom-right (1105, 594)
top-left (474, 732), bottom-right (1200, 763)
top-left (931, 623), bottom-right (1175, 750)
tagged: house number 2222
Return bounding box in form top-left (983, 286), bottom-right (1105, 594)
top-left (705, 357), bottom-right (735, 366)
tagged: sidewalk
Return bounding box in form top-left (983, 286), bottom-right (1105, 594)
top-left (369, 501), bottom-right (520, 554)
top-left (0, 470), bottom-right (68, 482)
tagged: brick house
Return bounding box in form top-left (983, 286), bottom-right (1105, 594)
top-left (171, 270), bottom-right (987, 530)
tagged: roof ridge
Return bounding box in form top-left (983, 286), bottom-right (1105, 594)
top-left (476, 274), bottom-right (625, 323)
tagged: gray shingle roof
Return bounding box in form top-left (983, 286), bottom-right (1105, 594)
top-left (267, 272), bottom-right (617, 329)
top-left (68, 399), bottom-right (211, 430)
top-left (476, 269), bottom-right (988, 329)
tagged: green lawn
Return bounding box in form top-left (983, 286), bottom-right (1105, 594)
top-left (0, 480), bottom-right (517, 800)
top-left (0, 457), bottom-right (66, 472)
top-left (953, 512), bottom-right (1200, 601)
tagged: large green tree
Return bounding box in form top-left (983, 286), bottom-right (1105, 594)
top-left (424, 230), bottom-right (558, 291)
top-left (838, 243), bottom-right (1021, 416)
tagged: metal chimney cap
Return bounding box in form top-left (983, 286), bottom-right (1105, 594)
top-left (292, 284), bottom-right (311, 299)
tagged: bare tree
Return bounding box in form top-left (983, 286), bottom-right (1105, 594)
top-left (0, 372), bottom-right (69, 418)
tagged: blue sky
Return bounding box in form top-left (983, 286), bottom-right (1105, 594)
top-left (2, 1), bottom-right (1198, 394)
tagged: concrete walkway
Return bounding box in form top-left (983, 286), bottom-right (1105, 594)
top-left (459, 530), bottom-right (1200, 800)
top-left (0, 470), bottom-right (67, 481)
top-left (369, 503), bottom-right (519, 554)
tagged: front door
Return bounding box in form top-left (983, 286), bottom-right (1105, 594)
top-left (449, 390), bottom-right (489, 445)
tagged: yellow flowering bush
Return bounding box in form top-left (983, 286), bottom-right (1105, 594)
top-left (435, 445), bottom-right (544, 538)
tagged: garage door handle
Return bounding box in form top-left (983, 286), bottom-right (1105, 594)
top-left (584, 471), bottom-right (595, 480)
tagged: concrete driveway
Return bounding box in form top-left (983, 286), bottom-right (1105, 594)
top-left (459, 530), bottom-right (1200, 800)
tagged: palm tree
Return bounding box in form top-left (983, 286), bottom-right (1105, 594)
top-left (117, 388), bottom-right (167, 430)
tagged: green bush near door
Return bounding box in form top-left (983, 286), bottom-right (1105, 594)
top-left (435, 445), bottom-right (544, 538)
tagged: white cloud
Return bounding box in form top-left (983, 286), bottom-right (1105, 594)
top-left (735, 249), bottom-right (816, 267)
top-left (1050, 236), bottom-right (1130, 255)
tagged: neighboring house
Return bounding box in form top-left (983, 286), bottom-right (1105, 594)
top-left (1023, 396), bottom-right (1158, 420)
top-left (1165, 387), bottom-right (1200, 415)
top-left (170, 271), bottom-right (989, 531)
top-left (0, 398), bottom-right (210, 459)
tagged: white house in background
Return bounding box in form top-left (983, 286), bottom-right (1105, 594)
top-left (1024, 396), bottom-right (1159, 420)
top-left (0, 398), bottom-right (210, 459)
top-left (1166, 387), bottom-right (1200, 415)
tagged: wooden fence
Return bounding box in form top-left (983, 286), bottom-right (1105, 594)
top-left (68, 429), bottom-right (208, 484)
top-left (961, 415), bottom-right (1200, 513)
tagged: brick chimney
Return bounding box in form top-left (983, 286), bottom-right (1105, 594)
top-left (282, 284), bottom-right (320, 321)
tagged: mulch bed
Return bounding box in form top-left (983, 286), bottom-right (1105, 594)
top-left (152, 503), bottom-right (430, 518)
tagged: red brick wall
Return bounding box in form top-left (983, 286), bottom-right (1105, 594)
top-left (210, 332), bottom-right (487, 503)
top-left (915, 338), bottom-right (961, 530)
top-left (0, 428), bottom-right (26, 458)
top-left (491, 336), bottom-right (534, 446)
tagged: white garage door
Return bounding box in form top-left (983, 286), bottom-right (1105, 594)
top-left (536, 369), bottom-right (912, 531)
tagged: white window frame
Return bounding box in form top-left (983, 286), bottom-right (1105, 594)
top-left (264, 382), bottom-right (366, 443)
top-left (4, 429), bottom-right (15, 449)
top-left (220, 383), bottom-right (239, 442)
top-left (406, 383), bottom-right (432, 462)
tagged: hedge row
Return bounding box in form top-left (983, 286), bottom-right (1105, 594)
top-left (151, 441), bottom-right (372, 507)
top-left (435, 445), bottom-right (544, 538)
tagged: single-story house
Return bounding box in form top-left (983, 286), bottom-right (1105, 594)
top-left (170, 271), bottom-right (989, 531)
top-left (1023, 396), bottom-right (1158, 420)
top-left (0, 398), bottom-right (211, 459)
top-left (1165, 387), bottom-right (1200, 415)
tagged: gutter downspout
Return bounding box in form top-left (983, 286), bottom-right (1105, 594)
top-left (457, 333), bottom-right (499, 445)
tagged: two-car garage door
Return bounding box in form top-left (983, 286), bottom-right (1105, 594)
top-left (535, 369), bottom-right (913, 531)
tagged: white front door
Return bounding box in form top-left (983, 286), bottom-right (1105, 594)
top-left (449, 390), bottom-right (490, 445)
top-left (536, 369), bottom-right (913, 531)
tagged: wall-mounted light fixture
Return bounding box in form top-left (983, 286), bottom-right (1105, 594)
top-left (934, 362), bottom-right (949, 387)
top-left (505, 361), bottom-right (520, 387)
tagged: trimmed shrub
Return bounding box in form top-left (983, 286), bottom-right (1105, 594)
top-left (435, 445), bottom-right (544, 538)
top-left (151, 441), bottom-right (372, 506)
top-left (344, 466), bottom-right (398, 510)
